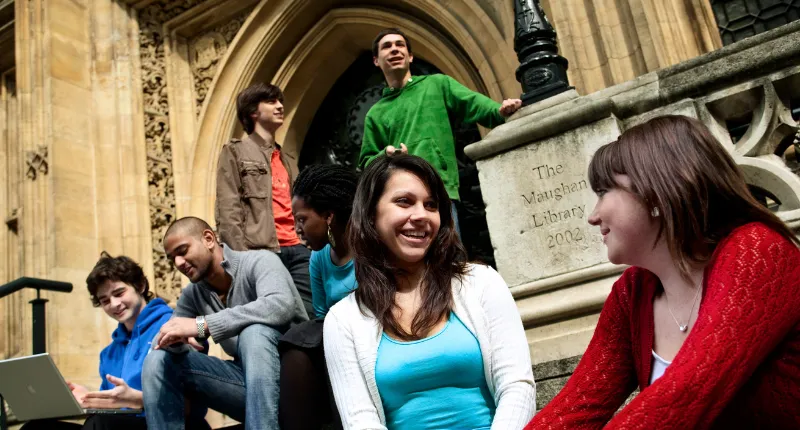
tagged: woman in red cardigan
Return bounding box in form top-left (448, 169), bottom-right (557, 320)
top-left (526, 115), bottom-right (800, 429)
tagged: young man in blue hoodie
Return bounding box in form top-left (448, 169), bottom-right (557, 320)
top-left (21, 253), bottom-right (174, 429)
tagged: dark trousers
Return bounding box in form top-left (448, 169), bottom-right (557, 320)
top-left (20, 415), bottom-right (147, 430)
top-left (451, 201), bottom-right (461, 238)
top-left (278, 244), bottom-right (313, 317)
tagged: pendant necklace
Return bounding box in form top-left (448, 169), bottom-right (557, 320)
top-left (666, 279), bottom-right (703, 333)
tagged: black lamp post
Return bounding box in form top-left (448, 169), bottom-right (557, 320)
top-left (514, 0), bottom-right (572, 106)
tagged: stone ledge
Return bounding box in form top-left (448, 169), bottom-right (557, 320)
top-left (533, 355), bottom-right (639, 411)
top-left (533, 355), bottom-right (581, 409)
top-left (464, 97), bottom-right (614, 160)
top-left (534, 354), bottom-right (581, 380)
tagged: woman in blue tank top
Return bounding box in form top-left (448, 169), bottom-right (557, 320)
top-left (279, 164), bottom-right (359, 429)
top-left (324, 155), bottom-right (536, 429)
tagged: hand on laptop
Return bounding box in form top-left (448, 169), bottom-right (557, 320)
top-left (67, 381), bottom-right (89, 404)
top-left (82, 374), bottom-right (143, 409)
top-left (154, 317), bottom-right (205, 351)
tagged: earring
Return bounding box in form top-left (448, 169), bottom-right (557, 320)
top-left (327, 225), bottom-right (336, 248)
top-left (651, 207), bottom-right (660, 217)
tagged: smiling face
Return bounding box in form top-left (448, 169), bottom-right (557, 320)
top-left (96, 280), bottom-right (146, 329)
top-left (374, 169), bottom-right (441, 271)
top-left (373, 33), bottom-right (413, 76)
top-left (292, 196), bottom-right (331, 251)
top-left (163, 230), bottom-right (216, 283)
top-left (250, 99), bottom-right (284, 130)
top-left (588, 174), bottom-right (660, 265)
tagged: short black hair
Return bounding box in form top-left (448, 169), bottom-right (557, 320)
top-left (292, 164), bottom-right (359, 225)
top-left (372, 28), bottom-right (412, 57)
top-left (236, 83), bottom-right (284, 134)
top-left (86, 252), bottom-right (153, 307)
top-left (164, 216), bottom-right (215, 243)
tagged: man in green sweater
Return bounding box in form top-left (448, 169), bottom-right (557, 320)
top-left (360, 28), bottom-right (522, 232)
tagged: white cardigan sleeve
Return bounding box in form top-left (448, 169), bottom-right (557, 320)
top-left (324, 309), bottom-right (387, 430)
top-left (480, 267), bottom-right (537, 429)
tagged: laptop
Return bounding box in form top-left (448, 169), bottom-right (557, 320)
top-left (0, 353), bottom-right (142, 420)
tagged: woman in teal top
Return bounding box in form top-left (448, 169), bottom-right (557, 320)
top-left (309, 243), bottom-right (357, 317)
top-left (376, 312), bottom-right (495, 429)
top-left (279, 164), bottom-right (358, 430)
top-left (324, 155), bottom-right (535, 430)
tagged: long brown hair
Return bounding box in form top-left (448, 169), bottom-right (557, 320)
top-left (349, 154), bottom-right (468, 340)
top-left (588, 115), bottom-right (798, 280)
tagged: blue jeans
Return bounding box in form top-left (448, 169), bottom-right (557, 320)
top-left (142, 324), bottom-right (282, 430)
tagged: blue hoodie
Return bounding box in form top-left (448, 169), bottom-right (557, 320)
top-left (98, 298), bottom-right (172, 391)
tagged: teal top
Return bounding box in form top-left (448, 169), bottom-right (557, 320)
top-left (375, 312), bottom-right (495, 430)
top-left (359, 74), bottom-right (504, 200)
top-left (309, 244), bottom-right (357, 318)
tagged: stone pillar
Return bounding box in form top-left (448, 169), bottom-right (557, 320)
top-left (8, 0), bottom-right (152, 391)
top-left (540, 0), bottom-right (722, 94)
top-left (466, 90), bottom-right (624, 370)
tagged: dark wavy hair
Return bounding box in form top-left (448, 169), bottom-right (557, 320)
top-left (292, 164), bottom-right (359, 226)
top-left (349, 155), bottom-right (468, 340)
top-left (589, 115), bottom-right (799, 281)
top-left (236, 82), bottom-right (284, 134)
top-left (86, 251), bottom-right (154, 307)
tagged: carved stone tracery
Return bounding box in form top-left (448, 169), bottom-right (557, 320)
top-left (139, 0), bottom-right (209, 302)
top-left (25, 145), bottom-right (48, 180)
top-left (190, 13), bottom-right (249, 116)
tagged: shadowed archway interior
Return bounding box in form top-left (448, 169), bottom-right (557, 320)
top-left (300, 51), bottom-right (496, 267)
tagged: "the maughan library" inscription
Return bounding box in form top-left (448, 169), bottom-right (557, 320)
top-left (520, 163), bottom-right (601, 252)
top-left (474, 116), bottom-right (620, 286)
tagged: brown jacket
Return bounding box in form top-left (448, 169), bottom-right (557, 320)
top-left (215, 133), bottom-right (297, 252)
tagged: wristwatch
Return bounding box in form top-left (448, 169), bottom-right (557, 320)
top-left (196, 316), bottom-right (207, 340)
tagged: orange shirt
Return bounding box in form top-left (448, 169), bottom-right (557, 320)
top-left (271, 148), bottom-right (301, 247)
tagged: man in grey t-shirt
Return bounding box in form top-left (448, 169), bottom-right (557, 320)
top-left (142, 216), bottom-right (308, 430)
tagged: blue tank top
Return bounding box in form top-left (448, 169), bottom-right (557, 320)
top-left (309, 244), bottom-right (357, 318)
top-left (375, 312), bottom-right (495, 430)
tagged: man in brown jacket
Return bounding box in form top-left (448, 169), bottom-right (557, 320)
top-left (215, 83), bottom-right (312, 315)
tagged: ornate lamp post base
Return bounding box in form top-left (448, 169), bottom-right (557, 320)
top-left (514, 0), bottom-right (573, 106)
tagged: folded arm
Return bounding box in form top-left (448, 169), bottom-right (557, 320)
top-left (205, 254), bottom-right (301, 341)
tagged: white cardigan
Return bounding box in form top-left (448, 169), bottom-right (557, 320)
top-left (323, 264), bottom-right (536, 430)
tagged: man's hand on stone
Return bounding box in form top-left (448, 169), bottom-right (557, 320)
top-left (385, 143), bottom-right (408, 156)
top-left (499, 98), bottom-right (523, 117)
top-left (154, 317), bottom-right (200, 349)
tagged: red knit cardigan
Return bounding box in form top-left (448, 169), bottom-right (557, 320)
top-left (526, 222), bottom-right (800, 429)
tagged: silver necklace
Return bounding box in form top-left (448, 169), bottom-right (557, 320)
top-left (665, 280), bottom-right (703, 332)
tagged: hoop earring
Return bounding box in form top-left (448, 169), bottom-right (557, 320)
top-left (327, 225), bottom-right (336, 248)
top-left (651, 207), bottom-right (660, 217)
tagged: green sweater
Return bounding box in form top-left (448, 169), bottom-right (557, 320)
top-left (359, 74), bottom-right (504, 200)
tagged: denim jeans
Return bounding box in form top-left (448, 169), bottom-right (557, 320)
top-left (142, 324), bottom-right (282, 430)
top-left (278, 244), bottom-right (313, 316)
